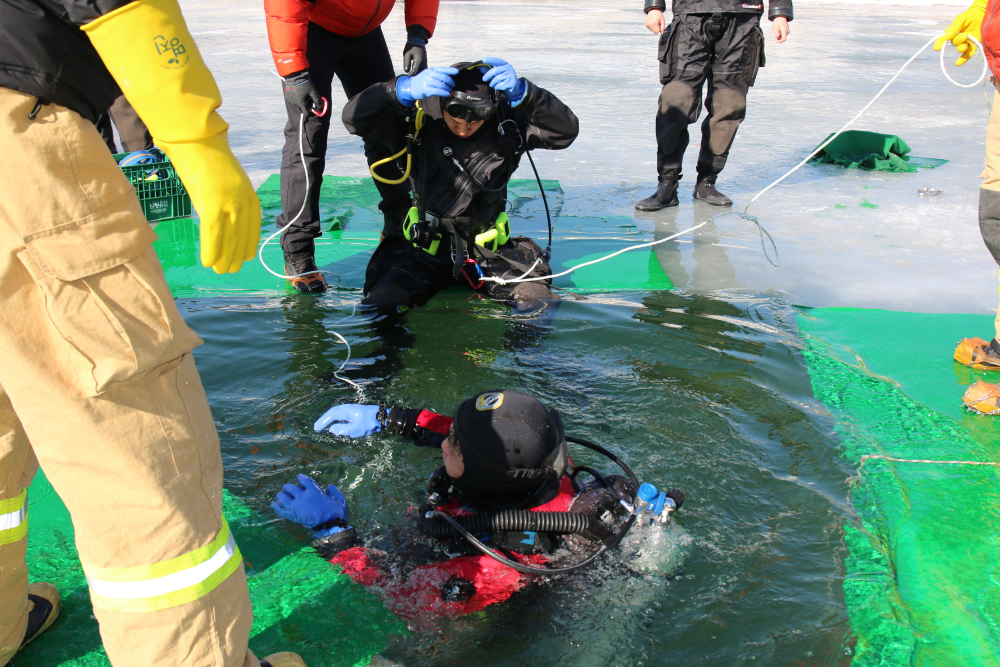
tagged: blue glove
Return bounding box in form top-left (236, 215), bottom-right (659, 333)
top-left (314, 404), bottom-right (382, 438)
top-left (481, 57), bottom-right (526, 105)
top-left (272, 474), bottom-right (349, 536)
top-left (395, 67), bottom-right (459, 106)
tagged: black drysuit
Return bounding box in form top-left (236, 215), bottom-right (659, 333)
top-left (341, 78), bottom-right (579, 309)
top-left (644, 0), bottom-right (793, 182)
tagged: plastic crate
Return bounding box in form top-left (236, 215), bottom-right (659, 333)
top-left (113, 151), bottom-right (193, 222)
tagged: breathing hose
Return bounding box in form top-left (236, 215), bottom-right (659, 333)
top-left (370, 103), bottom-right (425, 185)
top-left (419, 509), bottom-right (611, 540)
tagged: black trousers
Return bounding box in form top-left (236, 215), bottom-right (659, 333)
top-left (655, 13), bottom-right (765, 182)
top-left (278, 24), bottom-right (411, 254)
top-left (362, 235), bottom-right (556, 310)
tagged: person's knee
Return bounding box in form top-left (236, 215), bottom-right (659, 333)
top-left (658, 81), bottom-right (699, 122)
top-left (362, 283), bottom-right (412, 308)
top-left (709, 88), bottom-right (746, 121)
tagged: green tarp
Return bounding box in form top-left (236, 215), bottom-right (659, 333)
top-left (798, 308), bottom-right (1000, 665)
top-left (809, 130), bottom-right (948, 172)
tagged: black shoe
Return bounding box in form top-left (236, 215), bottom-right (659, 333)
top-left (21, 582), bottom-right (60, 649)
top-left (283, 249), bottom-right (328, 293)
top-left (693, 174), bottom-right (732, 207)
top-left (634, 181), bottom-right (679, 211)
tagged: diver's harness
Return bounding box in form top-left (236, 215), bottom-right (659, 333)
top-left (420, 436), bottom-right (681, 576)
top-left (369, 67), bottom-right (555, 288)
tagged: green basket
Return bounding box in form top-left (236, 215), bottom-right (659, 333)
top-left (113, 151), bottom-right (193, 222)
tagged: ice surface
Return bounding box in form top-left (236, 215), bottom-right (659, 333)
top-left (184, 0), bottom-right (996, 313)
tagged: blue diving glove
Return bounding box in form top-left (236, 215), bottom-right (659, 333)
top-left (481, 57), bottom-right (526, 105)
top-left (395, 66), bottom-right (459, 106)
top-left (272, 474), bottom-right (350, 536)
top-left (314, 404), bottom-right (383, 437)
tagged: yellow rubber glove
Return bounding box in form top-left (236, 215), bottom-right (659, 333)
top-left (82, 0), bottom-right (260, 274)
top-left (934, 0), bottom-right (988, 67)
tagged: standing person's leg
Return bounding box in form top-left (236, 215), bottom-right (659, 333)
top-left (637, 15), bottom-right (711, 211)
top-left (277, 23), bottom-right (339, 293)
top-left (335, 27), bottom-right (412, 237)
top-left (0, 383), bottom-right (57, 667)
top-left (109, 95), bottom-right (154, 152)
top-left (981, 89), bottom-right (1000, 342)
top-left (694, 13), bottom-right (760, 206)
top-left (957, 89), bottom-right (1000, 413)
top-left (0, 89), bottom-right (264, 667)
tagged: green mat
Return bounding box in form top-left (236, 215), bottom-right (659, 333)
top-left (151, 175), bottom-right (673, 297)
top-left (809, 131), bottom-right (948, 172)
top-left (797, 307), bottom-right (1000, 665)
top-left (16, 472), bottom-right (405, 667)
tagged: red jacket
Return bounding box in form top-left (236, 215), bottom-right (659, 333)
top-left (984, 0), bottom-right (1000, 81)
top-left (331, 475), bottom-right (578, 620)
top-left (265, 0), bottom-right (440, 76)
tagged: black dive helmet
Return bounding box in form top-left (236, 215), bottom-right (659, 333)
top-left (450, 390), bottom-right (568, 509)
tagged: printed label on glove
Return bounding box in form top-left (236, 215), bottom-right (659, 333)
top-left (153, 35), bottom-right (189, 69)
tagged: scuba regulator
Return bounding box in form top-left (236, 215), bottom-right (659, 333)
top-left (422, 435), bottom-right (683, 576)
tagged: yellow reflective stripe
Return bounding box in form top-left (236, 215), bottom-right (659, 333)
top-left (0, 490), bottom-right (28, 546)
top-left (0, 489), bottom-right (27, 515)
top-left (83, 515), bottom-right (232, 583)
top-left (84, 516), bottom-right (243, 613)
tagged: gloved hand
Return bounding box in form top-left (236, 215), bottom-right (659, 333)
top-left (83, 0), bottom-right (261, 274)
top-left (403, 25), bottom-right (430, 76)
top-left (481, 57), bottom-right (526, 104)
top-left (314, 404), bottom-right (383, 437)
top-left (934, 0), bottom-right (987, 66)
top-left (272, 474), bottom-right (349, 534)
top-left (395, 67), bottom-right (459, 106)
top-left (282, 71), bottom-right (324, 116)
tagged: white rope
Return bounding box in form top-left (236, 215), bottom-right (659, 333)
top-left (938, 34), bottom-right (988, 88)
top-left (850, 453), bottom-right (1000, 487)
top-left (484, 32), bottom-right (988, 286)
top-left (329, 302), bottom-right (362, 390)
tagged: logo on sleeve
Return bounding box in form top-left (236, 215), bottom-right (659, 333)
top-left (153, 35), bottom-right (189, 69)
top-left (742, 3), bottom-right (763, 8)
top-left (475, 392), bottom-right (504, 411)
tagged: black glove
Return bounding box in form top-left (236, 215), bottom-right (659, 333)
top-left (403, 25), bottom-right (431, 76)
top-left (282, 70), bottom-right (324, 116)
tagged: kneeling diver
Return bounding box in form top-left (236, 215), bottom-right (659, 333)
top-left (273, 391), bottom-right (683, 618)
top-left (340, 59), bottom-right (579, 310)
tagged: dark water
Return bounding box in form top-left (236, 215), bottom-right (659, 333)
top-left (184, 287), bottom-right (856, 666)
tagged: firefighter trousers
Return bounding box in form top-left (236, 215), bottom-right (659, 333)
top-left (0, 87), bottom-right (256, 667)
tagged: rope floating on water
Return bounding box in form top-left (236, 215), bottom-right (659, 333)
top-left (850, 453), bottom-right (1000, 487)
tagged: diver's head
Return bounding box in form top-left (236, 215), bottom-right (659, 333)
top-left (442, 63), bottom-right (496, 138)
top-left (446, 390), bottom-right (568, 508)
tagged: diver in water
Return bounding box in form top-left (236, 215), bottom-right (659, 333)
top-left (341, 59), bottom-right (579, 311)
top-left (273, 391), bottom-right (683, 618)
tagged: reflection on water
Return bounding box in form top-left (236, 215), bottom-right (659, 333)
top-left (183, 283), bottom-right (855, 666)
top-left (637, 200), bottom-right (739, 292)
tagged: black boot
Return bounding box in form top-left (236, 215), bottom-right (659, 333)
top-left (693, 174), bottom-right (732, 207)
top-left (283, 242), bottom-right (327, 293)
top-left (635, 181), bottom-right (679, 211)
